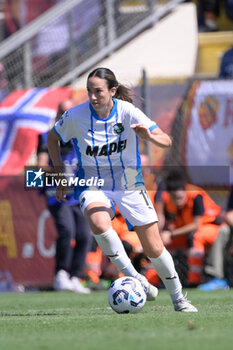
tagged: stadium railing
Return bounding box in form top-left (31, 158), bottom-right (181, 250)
top-left (0, 0), bottom-right (184, 90)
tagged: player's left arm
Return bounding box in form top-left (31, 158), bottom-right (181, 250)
top-left (131, 124), bottom-right (172, 148)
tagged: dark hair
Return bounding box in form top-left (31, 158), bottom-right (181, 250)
top-left (165, 169), bottom-right (187, 192)
top-left (87, 67), bottom-right (133, 103)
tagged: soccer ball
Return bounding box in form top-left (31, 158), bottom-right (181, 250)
top-left (108, 276), bottom-right (146, 314)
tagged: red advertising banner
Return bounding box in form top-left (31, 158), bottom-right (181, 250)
top-left (0, 175), bottom-right (57, 288)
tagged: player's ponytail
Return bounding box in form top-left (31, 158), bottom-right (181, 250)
top-left (87, 67), bottom-right (133, 104)
top-left (114, 83), bottom-right (133, 103)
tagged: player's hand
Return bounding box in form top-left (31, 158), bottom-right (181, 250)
top-left (55, 172), bottom-right (68, 203)
top-left (131, 124), bottom-right (151, 141)
top-left (56, 184), bottom-right (68, 203)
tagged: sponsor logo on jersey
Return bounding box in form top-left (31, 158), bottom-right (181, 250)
top-left (86, 139), bottom-right (127, 156)
top-left (113, 123), bottom-right (124, 134)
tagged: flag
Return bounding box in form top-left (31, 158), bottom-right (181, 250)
top-left (0, 87), bottom-right (72, 174)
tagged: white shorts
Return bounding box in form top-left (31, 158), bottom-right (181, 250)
top-left (79, 187), bottom-right (158, 229)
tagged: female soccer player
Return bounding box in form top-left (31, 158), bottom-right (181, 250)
top-left (47, 67), bottom-right (197, 312)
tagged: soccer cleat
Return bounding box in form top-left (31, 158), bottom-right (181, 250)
top-left (53, 270), bottom-right (74, 291)
top-left (136, 273), bottom-right (159, 301)
top-left (173, 294), bottom-right (198, 312)
top-left (70, 277), bottom-right (91, 294)
top-left (198, 278), bottom-right (229, 291)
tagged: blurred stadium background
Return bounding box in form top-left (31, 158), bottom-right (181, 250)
top-left (0, 0), bottom-right (232, 290)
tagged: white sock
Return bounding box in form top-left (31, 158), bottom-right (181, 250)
top-left (149, 247), bottom-right (183, 302)
top-left (94, 227), bottom-right (138, 277)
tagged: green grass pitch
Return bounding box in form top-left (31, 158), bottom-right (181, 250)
top-left (0, 289), bottom-right (232, 350)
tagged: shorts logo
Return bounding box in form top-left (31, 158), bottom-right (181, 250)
top-left (80, 197), bottom-right (86, 208)
top-left (113, 123), bottom-right (124, 134)
top-left (26, 168), bottom-right (44, 188)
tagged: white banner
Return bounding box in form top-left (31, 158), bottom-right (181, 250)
top-left (185, 80), bottom-right (233, 185)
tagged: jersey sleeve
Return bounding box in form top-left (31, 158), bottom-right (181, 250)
top-left (129, 103), bottom-right (158, 132)
top-left (37, 133), bottom-right (48, 154)
top-left (193, 194), bottom-right (205, 216)
top-left (53, 111), bottom-right (74, 144)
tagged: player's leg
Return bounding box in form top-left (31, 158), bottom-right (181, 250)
top-left (79, 190), bottom-right (157, 300)
top-left (48, 204), bottom-right (75, 291)
top-left (188, 224), bottom-right (222, 286)
top-left (204, 224), bottom-right (231, 279)
top-left (80, 191), bottom-right (139, 277)
top-left (84, 204), bottom-right (140, 278)
top-left (135, 222), bottom-right (182, 297)
top-left (114, 189), bottom-right (197, 312)
top-left (71, 204), bottom-right (92, 276)
top-left (69, 205), bottom-right (92, 294)
top-left (135, 222), bottom-right (198, 312)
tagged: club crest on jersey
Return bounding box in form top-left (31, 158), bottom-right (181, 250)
top-left (113, 123), bottom-right (124, 134)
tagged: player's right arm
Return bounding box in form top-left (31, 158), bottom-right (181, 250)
top-left (47, 129), bottom-right (67, 203)
top-left (47, 129), bottom-right (63, 168)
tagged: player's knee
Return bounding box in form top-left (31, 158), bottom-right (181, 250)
top-left (85, 204), bottom-right (113, 234)
top-left (88, 215), bottom-right (112, 234)
top-left (144, 243), bottom-right (164, 258)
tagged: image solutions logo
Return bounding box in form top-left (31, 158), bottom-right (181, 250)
top-left (26, 168), bottom-right (45, 188)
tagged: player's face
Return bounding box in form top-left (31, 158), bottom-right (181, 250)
top-left (87, 77), bottom-right (116, 116)
top-left (170, 189), bottom-right (187, 208)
